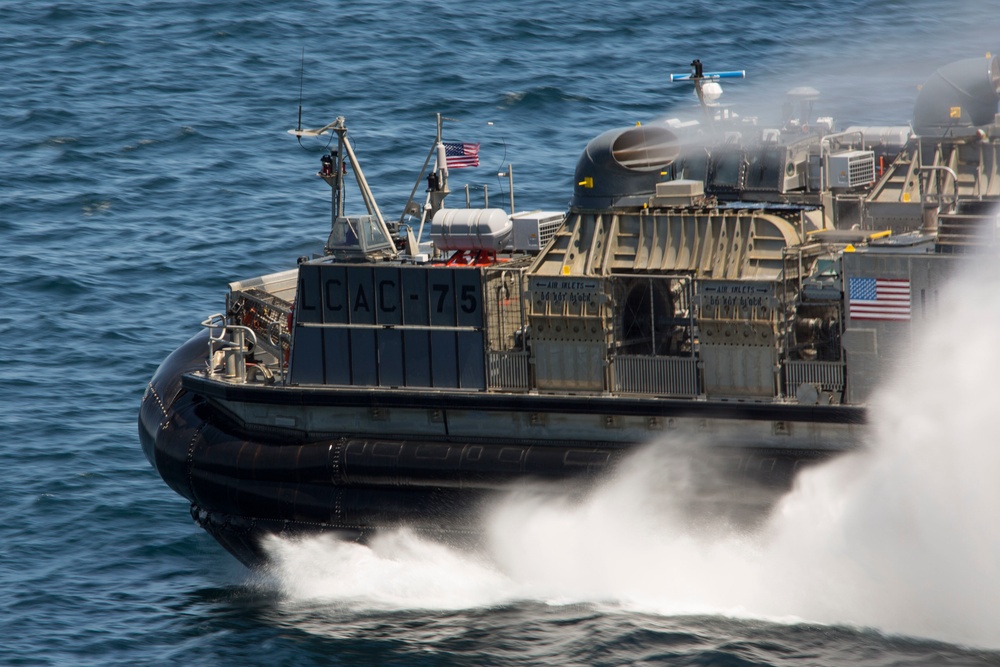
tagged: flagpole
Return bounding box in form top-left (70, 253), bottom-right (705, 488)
top-left (507, 163), bottom-right (514, 213)
top-left (418, 113), bottom-right (451, 249)
top-left (430, 113), bottom-right (450, 214)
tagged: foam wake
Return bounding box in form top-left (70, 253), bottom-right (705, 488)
top-left (262, 254), bottom-right (1000, 648)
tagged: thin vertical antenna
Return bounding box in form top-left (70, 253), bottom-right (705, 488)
top-left (296, 49), bottom-right (305, 133)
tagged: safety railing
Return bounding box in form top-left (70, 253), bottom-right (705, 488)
top-left (201, 313), bottom-right (277, 385)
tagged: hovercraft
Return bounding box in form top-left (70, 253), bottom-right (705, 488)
top-left (140, 56), bottom-right (1000, 566)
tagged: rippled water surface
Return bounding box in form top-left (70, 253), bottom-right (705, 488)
top-left (4, 1), bottom-right (1000, 664)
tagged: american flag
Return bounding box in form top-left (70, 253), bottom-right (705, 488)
top-left (848, 277), bottom-right (911, 321)
top-left (443, 142), bottom-right (480, 169)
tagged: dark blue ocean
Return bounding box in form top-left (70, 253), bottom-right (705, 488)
top-left (5, 1), bottom-right (1000, 664)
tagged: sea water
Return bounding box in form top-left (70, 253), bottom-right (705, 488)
top-left (4, 1), bottom-right (1000, 664)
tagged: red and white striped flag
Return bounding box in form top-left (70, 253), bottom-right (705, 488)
top-left (443, 142), bottom-right (480, 169)
top-left (848, 277), bottom-right (911, 321)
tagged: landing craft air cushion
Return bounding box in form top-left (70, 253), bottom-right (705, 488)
top-left (139, 56), bottom-right (1000, 566)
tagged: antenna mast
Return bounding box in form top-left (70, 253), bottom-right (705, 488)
top-left (669, 60), bottom-right (746, 126)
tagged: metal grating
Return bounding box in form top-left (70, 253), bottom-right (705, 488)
top-left (487, 351), bottom-right (531, 391)
top-left (612, 355), bottom-right (699, 397)
top-left (536, 217), bottom-right (563, 249)
top-left (849, 155), bottom-right (875, 186)
top-left (827, 151), bottom-right (876, 188)
top-left (784, 360), bottom-right (845, 393)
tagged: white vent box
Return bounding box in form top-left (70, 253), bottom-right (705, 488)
top-left (511, 211), bottom-right (565, 252)
top-left (827, 150), bottom-right (876, 188)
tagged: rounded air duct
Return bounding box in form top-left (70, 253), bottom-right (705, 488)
top-left (913, 55), bottom-right (1000, 136)
top-left (572, 125), bottom-right (681, 209)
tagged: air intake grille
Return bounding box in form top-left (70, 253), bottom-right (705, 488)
top-left (827, 151), bottom-right (876, 188)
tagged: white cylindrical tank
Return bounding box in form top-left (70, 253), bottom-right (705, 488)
top-left (431, 208), bottom-right (513, 252)
top-left (843, 126), bottom-right (912, 151)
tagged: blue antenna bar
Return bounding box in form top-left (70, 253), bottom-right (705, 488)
top-left (670, 70), bottom-right (746, 82)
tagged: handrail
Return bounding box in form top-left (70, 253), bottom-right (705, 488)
top-left (200, 314), bottom-right (258, 382)
top-left (201, 314), bottom-right (259, 350)
top-left (916, 165), bottom-right (960, 212)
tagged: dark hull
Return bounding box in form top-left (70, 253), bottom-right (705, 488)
top-left (140, 333), bottom-right (858, 567)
